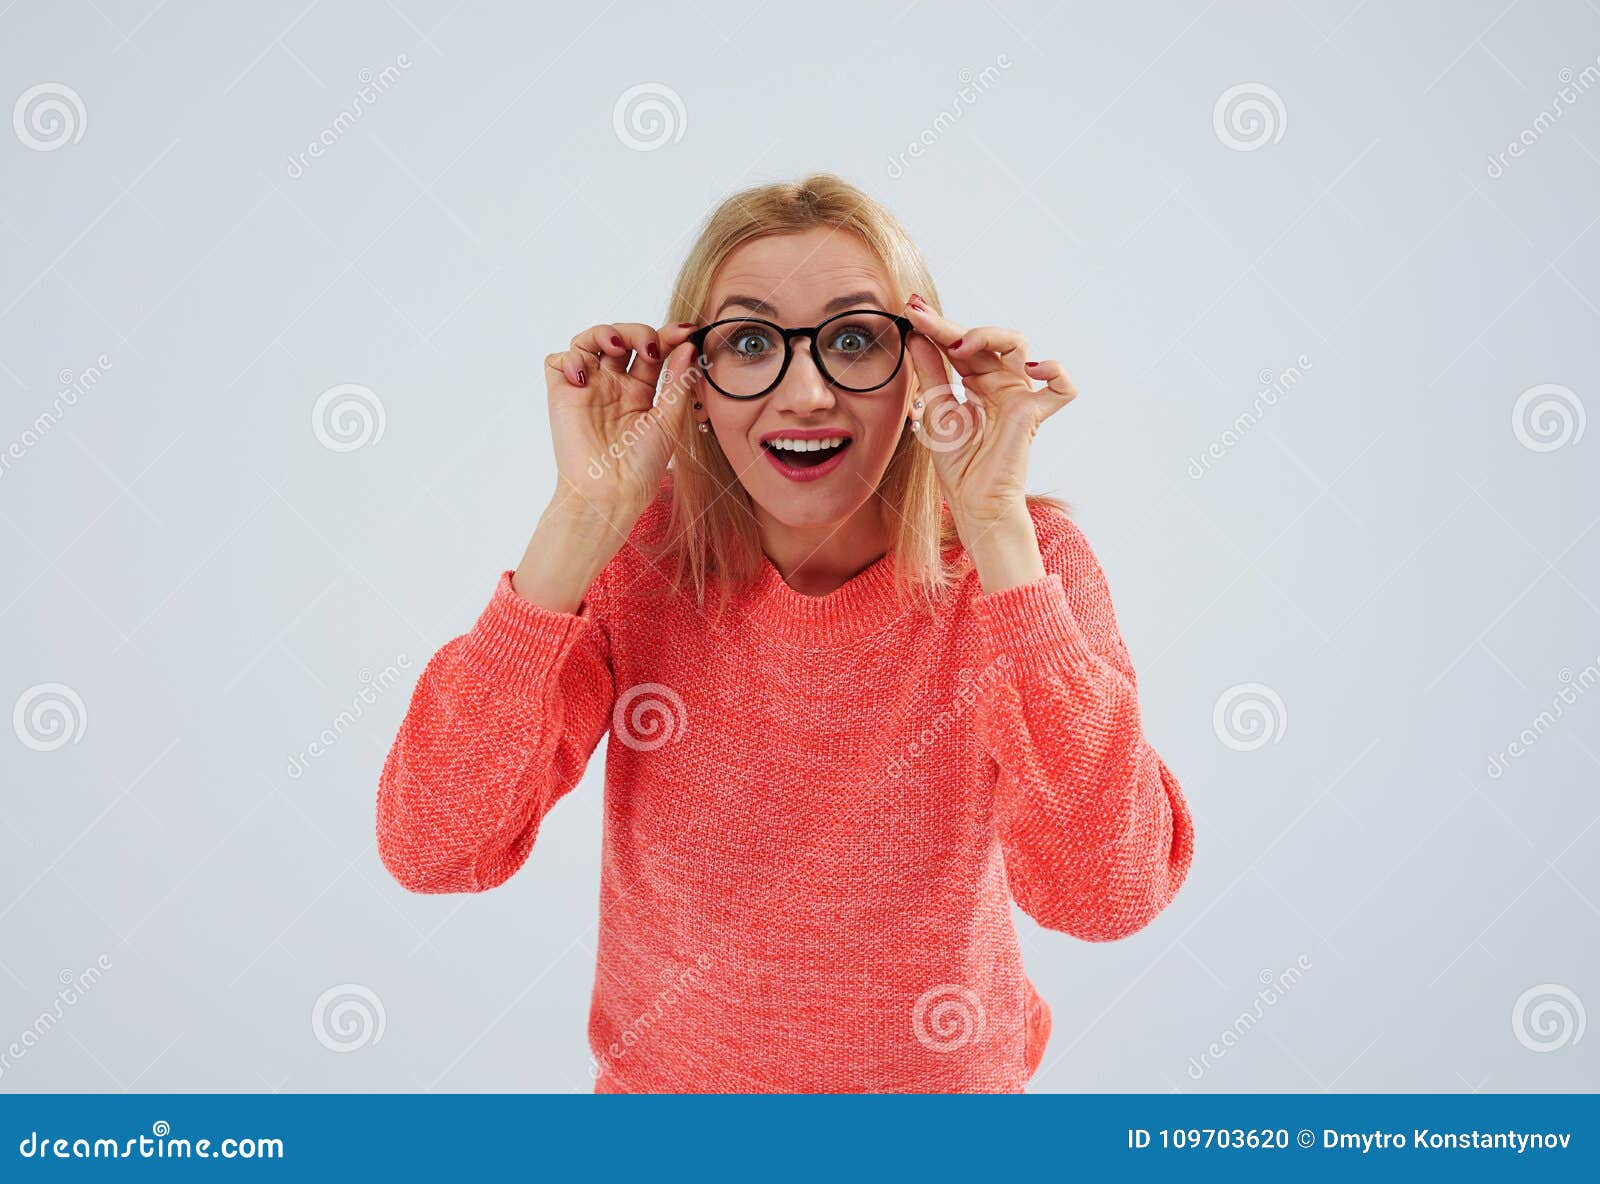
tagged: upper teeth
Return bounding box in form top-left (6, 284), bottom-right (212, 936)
top-left (768, 436), bottom-right (846, 452)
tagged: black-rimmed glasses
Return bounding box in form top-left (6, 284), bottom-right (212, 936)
top-left (687, 309), bottom-right (913, 400)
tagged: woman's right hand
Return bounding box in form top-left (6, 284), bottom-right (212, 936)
top-left (516, 321), bottom-right (700, 613)
top-left (544, 321), bottom-right (701, 530)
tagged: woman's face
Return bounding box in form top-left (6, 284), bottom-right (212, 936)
top-left (698, 227), bottom-right (914, 532)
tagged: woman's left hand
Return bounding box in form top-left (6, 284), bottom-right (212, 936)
top-left (903, 294), bottom-right (1077, 540)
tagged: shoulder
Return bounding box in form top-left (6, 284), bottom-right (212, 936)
top-left (934, 492), bottom-right (1100, 604)
top-left (938, 494), bottom-right (1091, 626)
top-left (1024, 497), bottom-right (1124, 628)
top-left (1023, 494), bottom-right (1085, 565)
top-left (1025, 496), bottom-right (1133, 671)
top-left (1027, 496), bottom-right (1113, 596)
top-left (948, 494), bottom-right (1130, 655)
top-left (949, 494), bottom-right (1099, 589)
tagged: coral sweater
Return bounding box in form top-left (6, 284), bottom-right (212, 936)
top-left (376, 486), bottom-right (1195, 1093)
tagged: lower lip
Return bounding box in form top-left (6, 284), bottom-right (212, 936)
top-left (761, 441), bottom-right (852, 483)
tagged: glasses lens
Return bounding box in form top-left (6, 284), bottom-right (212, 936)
top-left (817, 312), bottom-right (902, 391)
top-left (701, 319), bottom-right (785, 397)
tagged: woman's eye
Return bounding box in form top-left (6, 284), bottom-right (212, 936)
top-left (829, 330), bottom-right (869, 354)
top-left (734, 333), bottom-right (772, 356)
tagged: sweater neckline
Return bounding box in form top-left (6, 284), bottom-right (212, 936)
top-left (731, 545), bottom-right (910, 648)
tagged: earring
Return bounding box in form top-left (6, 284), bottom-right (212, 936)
top-left (692, 401), bottom-right (702, 410)
top-left (697, 421), bottom-right (710, 434)
top-left (909, 418), bottom-right (920, 432)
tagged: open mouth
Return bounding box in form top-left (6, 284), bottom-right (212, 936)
top-left (761, 435), bottom-right (852, 469)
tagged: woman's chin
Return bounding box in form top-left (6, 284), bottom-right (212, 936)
top-left (758, 499), bottom-right (860, 533)
top-left (745, 479), bottom-right (865, 533)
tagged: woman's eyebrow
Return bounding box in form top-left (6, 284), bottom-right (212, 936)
top-left (714, 294), bottom-right (779, 318)
top-left (821, 291), bottom-right (885, 315)
top-left (712, 290), bottom-right (888, 320)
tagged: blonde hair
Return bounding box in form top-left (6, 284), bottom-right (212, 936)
top-left (651, 172), bottom-right (1067, 613)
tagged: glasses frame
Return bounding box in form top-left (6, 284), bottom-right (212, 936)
top-left (686, 309), bottom-right (914, 401)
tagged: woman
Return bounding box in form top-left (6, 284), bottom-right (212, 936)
top-left (376, 173), bottom-right (1195, 1094)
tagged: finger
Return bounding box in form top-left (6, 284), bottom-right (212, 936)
top-left (904, 301), bottom-right (996, 380)
top-left (650, 339), bottom-right (700, 434)
top-left (658, 321), bottom-right (699, 349)
top-left (543, 352), bottom-right (573, 387)
top-left (611, 321), bottom-right (666, 386)
top-left (907, 332), bottom-right (960, 432)
top-left (550, 348), bottom-right (590, 387)
top-left (656, 321), bottom-right (700, 377)
top-left (614, 321), bottom-right (699, 389)
top-left (902, 299), bottom-right (965, 351)
top-left (1024, 358), bottom-right (1079, 404)
top-left (950, 326), bottom-right (1029, 374)
top-left (571, 323), bottom-right (632, 373)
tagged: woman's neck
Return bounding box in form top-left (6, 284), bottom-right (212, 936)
top-left (756, 499), bottom-right (890, 598)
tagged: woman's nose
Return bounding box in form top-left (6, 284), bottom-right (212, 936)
top-left (769, 343), bottom-right (836, 412)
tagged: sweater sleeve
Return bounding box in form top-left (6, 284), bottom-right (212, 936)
top-left (969, 519), bottom-right (1195, 941)
top-left (375, 569), bottom-right (615, 894)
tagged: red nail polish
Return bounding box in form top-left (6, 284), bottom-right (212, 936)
top-left (646, 343), bottom-right (660, 361)
top-left (610, 335), bottom-right (624, 349)
top-left (1025, 360), bottom-right (1040, 367)
top-left (908, 292), bottom-right (926, 307)
top-left (677, 322), bottom-right (696, 328)
top-left (576, 370), bottom-right (587, 386)
top-left (950, 337), bottom-right (964, 350)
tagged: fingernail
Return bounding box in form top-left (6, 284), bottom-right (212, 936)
top-left (1025, 360), bottom-right (1040, 367)
top-left (908, 293), bottom-right (927, 308)
top-left (950, 337), bottom-right (964, 350)
top-left (677, 322), bottom-right (696, 328)
top-left (576, 370), bottom-right (587, 386)
top-left (610, 335), bottom-right (624, 349)
top-left (646, 343), bottom-right (660, 361)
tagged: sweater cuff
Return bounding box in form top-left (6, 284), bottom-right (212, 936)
top-left (972, 571), bottom-right (1098, 675)
top-left (460, 570), bottom-right (598, 690)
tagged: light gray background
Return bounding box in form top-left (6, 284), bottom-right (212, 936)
top-left (2, 0), bottom-right (1596, 1094)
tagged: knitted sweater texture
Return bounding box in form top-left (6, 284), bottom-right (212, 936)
top-left (376, 486), bottom-right (1195, 1093)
